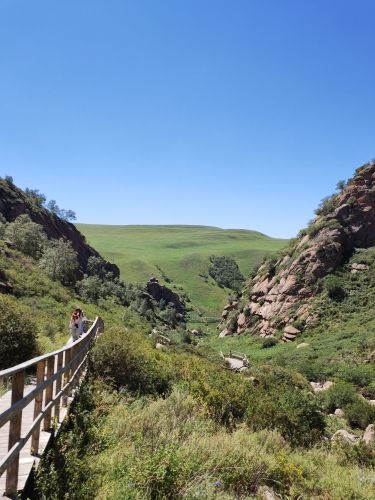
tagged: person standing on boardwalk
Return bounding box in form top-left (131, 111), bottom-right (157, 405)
top-left (69, 309), bottom-right (83, 341)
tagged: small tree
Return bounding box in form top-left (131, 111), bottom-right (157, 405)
top-left (60, 209), bottom-right (77, 222)
top-left (46, 200), bottom-right (61, 215)
top-left (39, 238), bottom-right (79, 284)
top-left (336, 180), bottom-right (346, 191)
top-left (5, 214), bottom-right (46, 258)
top-left (25, 188), bottom-right (46, 206)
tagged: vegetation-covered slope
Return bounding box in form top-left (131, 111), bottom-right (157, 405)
top-left (35, 324), bottom-right (375, 499)
top-left (76, 224), bottom-right (287, 317)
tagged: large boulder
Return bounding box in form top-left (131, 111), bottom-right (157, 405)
top-left (362, 424), bottom-right (375, 446)
top-left (332, 430), bottom-right (357, 444)
top-left (146, 278), bottom-right (185, 314)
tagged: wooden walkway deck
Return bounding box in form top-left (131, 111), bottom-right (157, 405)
top-left (0, 317), bottom-right (103, 498)
top-left (0, 383), bottom-right (70, 496)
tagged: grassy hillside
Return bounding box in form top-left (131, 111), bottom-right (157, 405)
top-left (202, 245), bottom-right (375, 397)
top-left (76, 224), bottom-right (287, 317)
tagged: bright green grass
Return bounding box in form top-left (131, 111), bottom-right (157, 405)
top-left (77, 224), bottom-right (287, 316)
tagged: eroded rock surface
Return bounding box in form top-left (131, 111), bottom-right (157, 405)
top-left (219, 162), bottom-right (375, 338)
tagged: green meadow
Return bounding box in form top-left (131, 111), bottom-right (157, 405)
top-left (77, 224), bottom-right (287, 316)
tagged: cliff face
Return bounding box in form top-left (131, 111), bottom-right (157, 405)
top-left (220, 162), bottom-right (375, 340)
top-left (0, 180), bottom-right (119, 277)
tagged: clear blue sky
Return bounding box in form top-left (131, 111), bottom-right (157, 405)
top-left (0, 0), bottom-right (374, 238)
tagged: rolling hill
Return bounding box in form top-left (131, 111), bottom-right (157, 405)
top-left (76, 224), bottom-right (288, 317)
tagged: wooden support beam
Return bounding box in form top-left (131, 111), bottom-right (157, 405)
top-left (5, 370), bottom-right (24, 496)
top-left (31, 360), bottom-right (46, 455)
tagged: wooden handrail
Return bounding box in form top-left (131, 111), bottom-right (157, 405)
top-left (0, 319), bottom-right (98, 379)
top-left (0, 316), bottom-right (104, 496)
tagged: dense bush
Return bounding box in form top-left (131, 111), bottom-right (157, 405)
top-left (0, 295), bottom-right (38, 369)
top-left (246, 386), bottom-right (325, 447)
top-left (324, 275), bottom-right (346, 301)
top-left (208, 255), bottom-right (245, 291)
top-left (90, 327), bottom-right (173, 395)
top-left (262, 337), bottom-right (278, 348)
top-left (320, 381), bottom-right (357, 413)
top-left (345, 399), bottom-right (375, 430)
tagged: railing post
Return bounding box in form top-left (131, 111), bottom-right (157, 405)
top-left (31, 360), bottom-right (46, 455)
top-left (43, 356), bottom-right (55, 431)
top-left (63, 349), bottom-right (71, 407)
top-left (54, 352), bottom-right (64, 422)
top-left (5, 370), bottom-right (25, 496)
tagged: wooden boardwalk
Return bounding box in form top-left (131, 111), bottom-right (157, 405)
top-left (0, 317), bottom-right (103, 498)
top-left (0, 384), bottom-right (69, 496)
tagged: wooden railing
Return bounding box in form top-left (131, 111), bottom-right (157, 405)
top-left (0, 316), bottom-right (104, 496)
top-left (220, 350), bottom-right (249, 367)
top-left (156, 334), bottom-right (171, 346)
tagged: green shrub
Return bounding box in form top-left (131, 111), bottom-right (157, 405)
top-left (90, 327), bottom-right (173, 395)
top-left (320, 381), bottom-right (357, 413)
top-left (0, 295), bottom-right (38, 369)
top-left (324, 276), bottom-right (346, 301)
top-left (246, 387), bottom-right (325, 447)
top-left (315, 194), bottom-right (339, 216)
top-left (261, 337), bottom-right (278, 349)
top-left (345, 399), bottom-right (375, 429)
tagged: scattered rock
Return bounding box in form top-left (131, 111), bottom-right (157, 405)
top-left (284, 325), bottom-right (301, 335)
top-left (351, 263), bottom-right (369, 272)
top-left (296, 342), bottom-right (309, 349)
top-left (334, 408), bottom-right (345, 418)
top-left (332, 430), bottom-right (357, 443)
top-left (257, 485), bottom-right (279, 500)
top-left (219, 328), bottom-right (231, 338)
top-left (368, 400), bottom-right (375, 406)
top-left (237, 313), bottom-right (247, 328)
top-left (362, 424), bottom-right (375, 446)
top-left (310, 381), bottom-right (334, 393)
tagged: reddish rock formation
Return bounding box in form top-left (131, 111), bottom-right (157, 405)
top-left (146, 278), bottom-right (185, 314)
top-left (219, 162), bottom-right (375, 339)
top-left (0, 180), bottom-right (119, 277)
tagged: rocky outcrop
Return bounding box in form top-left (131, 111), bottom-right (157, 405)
top-left (219, 162), bottom-right (375, 338)
top-left (146, 278), bottom-right (185, 314)
top-left (0, 180), bottom-right (119, 277)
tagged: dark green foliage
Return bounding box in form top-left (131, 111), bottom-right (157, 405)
top-left (345, 399), bottom-right (375, 429)
top-left (325, 275), bottom-right (346, 300)
top-left (320, 381), bottom-right (357, 413)
top-left (208, 255), bottom-right (245, 291)
top-left (245, 386), bottom-right (325, 447)
top-left (0, 294), bottom-right (38, 369)
top-left (261, 337), bottom-right (278, 349)
top-left (336, 180), bottom-right (347, 191)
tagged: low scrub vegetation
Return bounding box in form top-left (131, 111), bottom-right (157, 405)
top-left (35, 325), bottom-right (375, 499)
